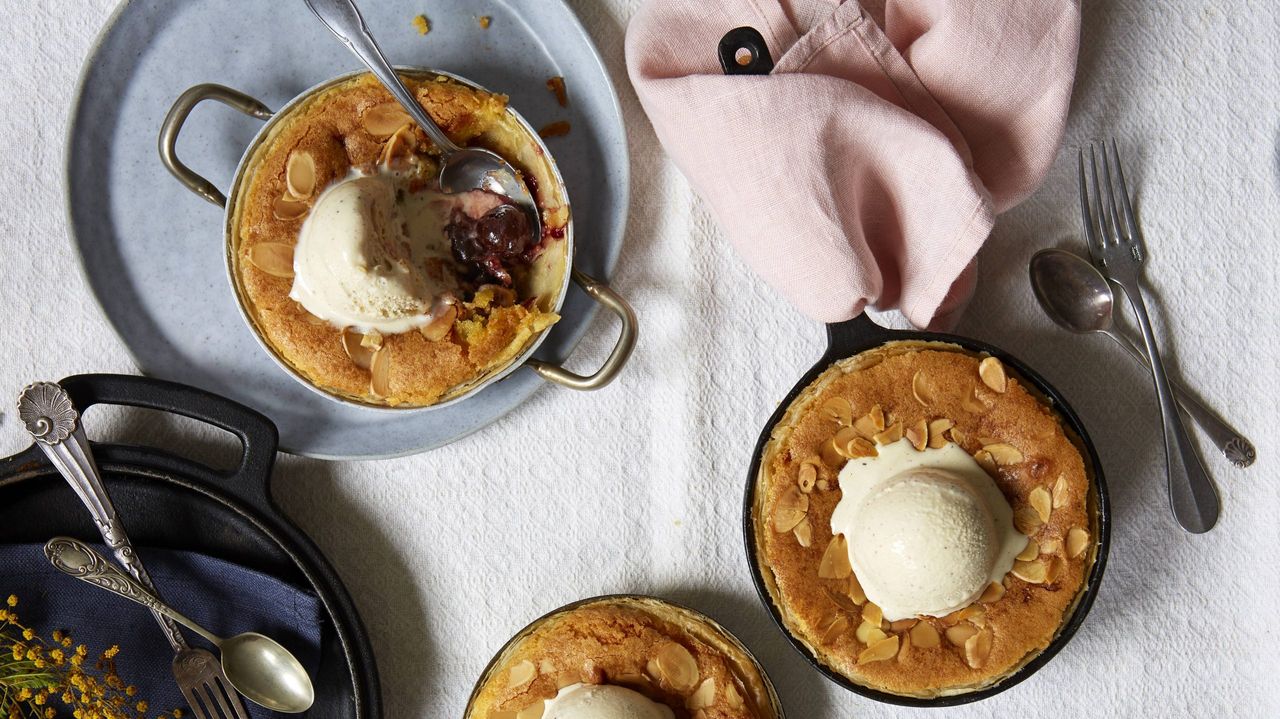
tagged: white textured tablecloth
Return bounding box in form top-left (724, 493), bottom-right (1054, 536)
top-left (1, 1), bottom-right (1277, 717)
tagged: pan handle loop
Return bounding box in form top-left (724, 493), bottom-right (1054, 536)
top-left (158, 84), bottom-right (274, 209)
top-left (528, 270), bottom-right (638, 391)
top-left (56, 374), bottom-right (278, 503)
top-left (718, 26), bottom-right (775, 75)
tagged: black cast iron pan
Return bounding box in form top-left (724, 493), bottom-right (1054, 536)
top-left (0, 374), bottom-right (380, 719)
top-left (720, 28), bottom-right (1111, 707)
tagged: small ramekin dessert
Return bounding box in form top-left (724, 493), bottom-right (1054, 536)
top-left (230, 72), bottom-right (569, 407)
top-left (750, 342), bottom-right (1101, 699)
top-left (466, 596), bottom-right (783, 719)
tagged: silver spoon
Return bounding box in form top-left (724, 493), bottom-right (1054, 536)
top-left (44, 537), bottom-right (316, 714)
top-left (303, 0), bottom-right (541, 234)
top-left (1029, 248), bottom-right (1256, 467)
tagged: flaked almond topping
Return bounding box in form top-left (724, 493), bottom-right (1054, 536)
top-left (247, 243), bottom-right (295, 278)
top-left (862, 602), bottom-right (884, 629)
top-left (820, 397), bottom-right (854, 426)
top-left (1012, 559), bottom-right (1047, 584)
top-left (978, 356), bottom-right (1007, 392)
top-left (1052, 474), bottom-right (1070, 508)
top-left (855, 620), bottom-right (887, 646)
top-left (1045, 556), bottom-right (1065, 585)
top-left (653, 642), bottom-right (699, 691)
top-left (869, 404), bottom-right (885, 431)
top-left (369, 346), bottom-right (392, 398)
top-left (927, 418), bottom-right (954, 448)
top-left (1013, 505), bottom-right (1043, 535)
top-left (819, 613), bottom-right (850, 644)
top-left (272, 196), bottom-right (309, 221)
top-left (539, 660), bottom-right (555, 675)
top-left (983, 443), bottom-right (1024, 465)
top-left (818, 535), bottom-right (852, 579)
top-left (362, 102), bottom-right (413, 136)
top-left (420, 303), bottom-right (458, 342)
top-left (723, 681), bottom-right (744, 710)
top-left (910, 621), bottom-right (940, 649)
top-left (911, 370), bottom-right (934, 406)
top-left (964, 630), bottom-right (992, 669)
top-left (845, 437), bottom-right (878, 459)
top-left (793, 518), bottom-right (813, 547)
top-left (816, 479), bottom-right (830, 492)
top-left (975, 436), bottom-right (1003, 446)
top-left (822, 586), bottom-right (860, 614)
top-left (898, 632), bottom-right (912, 663)
top-left (506, 660), bottom-right (536, 690)
top-left (906, 419), bottom-right (928, 451)
top-left (951, 605), bottom-right (984, 624)
top-left (945, 624), bottom-right (978, 647)
top-left (359, 329), bottom-right (384, 351)
top-left (1040, 537), bottom-right (1062, 555)
top-left (973, 449), bottom-right (997, 476)
top-left (853, 412), bottom-right (880, 439)
top-left (797, 462), bottom-right (819, 494)
top-left (949, 427), bottom-right (967, 446)
top-left (687, 678), bottom-right (715, 710)
top-left (1067, 527), bottom-right (1090, 559)
top-left (961, 385), bottom-right (988, 415)
top-left (285, 151), bottom-right (317, 199)
top-left (820, 436), bottom-right (845, 468)
top-left (1029, 486), bottom-right (1053, 523)
top-left (889, 618), bottom-right (918, 632)
top-left (773, 485), bottom-right (809, 533)
top-left (342, 329), bottom-right (376, 370)
top-left (848, 573), bottom-right (867, 605)
top-left (833, 427), bottom-right (860, 458)
top-left (978, 581), bottom-right (1006, 603)
top-left (380, 124), bottom-right (417, 166)
top-left (873, 421), bottom-right (903, 445)
top-left (1016, 537), bottom-right (1039, 562)
top-left (857, 635), bottom-right (899, 665)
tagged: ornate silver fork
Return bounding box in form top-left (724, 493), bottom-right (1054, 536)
top-left (17, 383), bottom-right (250, 719)
top-left (1077, 141), bottom-right (1220, 533)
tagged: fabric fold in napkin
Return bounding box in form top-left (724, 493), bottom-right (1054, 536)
top-left (0, 544), bottom-right (323, 718)
top-left (626, 0), bottom-right (1080, 328)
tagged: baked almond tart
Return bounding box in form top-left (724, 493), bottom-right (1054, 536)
top-left (466, 596), bottom-right (781, 719)
top-left (752, 341), bottom-right (1101, 698)
top-left (230, 72), bottom-right (569, 407)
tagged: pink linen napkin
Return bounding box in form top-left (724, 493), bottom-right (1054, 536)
top-left (625, 0), bottom-right (1080, 329)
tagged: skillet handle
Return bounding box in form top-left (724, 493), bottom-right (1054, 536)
top-left (158, 84), bottom-right (274, 208)
top-left (824, 314), bottom-right (897, 362)
top-left (719, 26), bottom-right (775, 74)
top-left (57, 374), bottom-right (278, 505)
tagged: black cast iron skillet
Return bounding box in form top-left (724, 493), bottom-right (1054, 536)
top-left (0, 374), bottom-right (380, 719)
top-left (721, 28), bottom-right (1111, 707)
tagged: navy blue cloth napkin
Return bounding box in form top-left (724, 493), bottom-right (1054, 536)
top-left (1, 543), bottom-right (323, 718)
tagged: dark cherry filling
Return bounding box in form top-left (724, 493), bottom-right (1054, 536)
top-left (447, 203), bottom-right (536, 286)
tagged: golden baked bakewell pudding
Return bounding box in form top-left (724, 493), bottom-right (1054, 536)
top-left (466, 595), bottom-right (783, 719)
top-left (226, 71), bottom-right (570, 407)
top-left (747, 333), bottom-right (1107, 705)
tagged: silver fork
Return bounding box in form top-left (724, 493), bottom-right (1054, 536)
top-left (16, 383), bottom-right (251, 719)
top-left (1077, 141), bottom-right (1220, 533)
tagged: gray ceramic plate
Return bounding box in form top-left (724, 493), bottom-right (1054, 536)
top-left (65, 0), bottom-right (628, 459)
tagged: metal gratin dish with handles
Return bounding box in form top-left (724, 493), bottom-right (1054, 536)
top-left (158, 67), bottom-right (636, 411)
top-left (722, 27), bottom-right (1110, 707)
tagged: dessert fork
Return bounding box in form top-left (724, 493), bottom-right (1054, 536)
top-left (1077, 141), bottom-right (1220, 533)
top-left (17, 383), bottom-right (250, 719)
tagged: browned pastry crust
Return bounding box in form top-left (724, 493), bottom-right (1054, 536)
top-left (754, 342), bottom-right (1099, 698)
top-left (231, 73), bottom-right (565, 406)
top-left (467, 598), bottom-right (779, 719)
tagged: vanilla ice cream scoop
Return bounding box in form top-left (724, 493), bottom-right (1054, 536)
top-left (290, 172), bottom-right (458, 333)
top-left (542, 683), bottom-right (674, 719)
top-left (831, 439), bottom-right (1024, 621)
